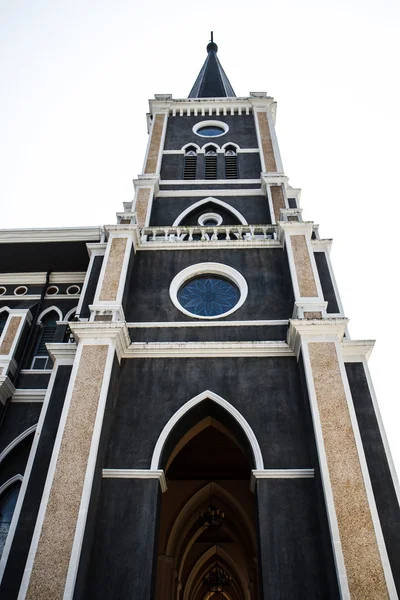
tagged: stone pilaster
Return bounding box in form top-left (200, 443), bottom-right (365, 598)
top-left (280, 221), bottom-right (326, 318)
top-left (18, 323), bottom-right (128, 600)
top-left (143, 112), bottom-right (167, 175)
top-left (0, 309), bottom-right (32, 402)
top-left (288, 320), bottom-right (397, 599)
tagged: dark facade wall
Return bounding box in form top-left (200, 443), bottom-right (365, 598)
top-left (82, 479), bottom-right (160, 600)
top-left (80, 255), bottom-right (104, 319)
top-left (104, 357), bottom-right (313, 471)
top-left (160, 152), bottom-right (261, 181)
top-left (129, 324), bottom-right (288, 343)
top-left (0, 241), bottom-right (93, 273)
top-left (0, 365), bottom-right (72, 600)
top-left (314, 252), bottom-right (339, 314)
top-left (16, 372), bottom-right (51, 389)
top-left (125, 248), bottom-right (294, 322)
top-left (346, 362), bottom-right (400, 594)
top-left (150, 195), bottom-right (271, 226)
top-left (164, 114), bottom-right (259, 150)
top-left (0, 435), bottom-right (33, 489)
top-left (257, 478), bottom-right (339, 599)
top-left (0, 403), bottom-right (42, 455)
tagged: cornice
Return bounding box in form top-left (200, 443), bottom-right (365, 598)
top-left (47, 343), bottom-right (77, 363)
top-left (0, 227), bottom-right (102, 244)
top-left (287, 318), bottom-right (349, 356)
top-left (70, 322), bottom-right (130, 362)
top-left (124, 340), bottom-right (294, 358)
top-left (0, 376), bottom-right (16, 405)
top-left (0, 272), bottom-right (86, 285)
top-left (312, 239), bottom-right (333, 253)
top-left (341, 339), bottom-right (375, 361)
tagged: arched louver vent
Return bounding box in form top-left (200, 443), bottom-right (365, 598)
top-left (205, 148), bottom-right (217, 179)
top-left (184, 148), bottom-right (197, 180)
top-left (225, 147), bottom-right (238, 179)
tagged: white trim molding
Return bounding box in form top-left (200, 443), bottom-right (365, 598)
top-left (0, 425), bottom-right (36, 465)
top-left (150, 389), bottom-right (264, 471)
top-left (0, 474), bottom-right (23, 497)
top-left (102, 469), bottom-right (167, 493)
top-left (250, 468), bottom-right (314, 492)
top-left (192, 120), bottom-right (229, 138)
top-left (169, 262), bottom-right (248, 320)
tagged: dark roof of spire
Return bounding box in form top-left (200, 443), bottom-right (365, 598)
top-left (189, 33), bottom-right (236, 98)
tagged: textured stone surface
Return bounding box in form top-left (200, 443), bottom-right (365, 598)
top-left (144, 113), bottom-right (165, 174)
top-left (270, 185), bottom-right (285, 222)
top-left (309, 342), bottom-right (389, 600)
top-left (26, 345), bottom-right (109, 600)
top-left (256, 112), bottom-right (277, 172)
top-left (0, 316), bottom-right (21, 355)
top-left (94, 315), bottom-right (113, 322)
top-left (291, 235), bottom-right (318, 297)
top-left (99, 237), bottom-right (127, 302)
top-left (304, 311), bottom-right (322, 319)
top-left (136, 188), bottom-right (152, 227)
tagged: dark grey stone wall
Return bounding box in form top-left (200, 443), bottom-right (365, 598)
top-left (129, 324), bottom-right (287, 343)
top-left (0, 241), bottom-right (93, 273)
top-left (0, 365), bottom-right (72, 600)
top-left (80, 255), bottom-right (104, 319)
top-left (82, 479), bottom-right (160, 600)
top-left (257, 478), bottom-right (339, 599)
top-left (164, 114), bottom-right (259, 150)
top-left (346, 362), bottom-right (400, 594)
top-left (150, 195), bottom-right (271, 226)
top-left (104, 356), bottom-right (312, 471)
top-left (314, 252), bottom-right (339, 314)
top-left (0, 403), bottom-right (42, 455)
top-left (125, 248), bottom-right (294, 322)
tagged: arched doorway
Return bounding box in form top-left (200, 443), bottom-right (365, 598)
top-left (154, 396), bottom-right (261, 600)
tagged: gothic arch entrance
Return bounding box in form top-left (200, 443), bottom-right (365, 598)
top-left (154, 395), bottom-right (261, 600)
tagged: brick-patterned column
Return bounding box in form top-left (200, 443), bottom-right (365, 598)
top-left (132, 177), bottom-right (158, 228)
top-left (280, 222), bottom-right (326, 318)
top-left (254, 107), bottom-right (283, 174)
top-left (143, 112), bottom-right (167, 175)
top-left (269, 184), bottom-right (287, 223)
top-left (18, 324), bottom-right (127, 600)
top-left (289, 320), bottom-right (397, 599)
top-left (91, 228), bottom-right (135, 321)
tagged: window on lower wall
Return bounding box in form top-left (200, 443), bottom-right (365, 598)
top-left (0, 481), bottom-right (21, 558)
top-left (31, 311), bottom-right (58, 369)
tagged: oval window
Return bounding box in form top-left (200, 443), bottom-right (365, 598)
top-left (178, 276), bottom-right (240, 318)
top-left (46, 286), bottom-right (59, 296)
top-left (193, 120), bottom-right (228, 138)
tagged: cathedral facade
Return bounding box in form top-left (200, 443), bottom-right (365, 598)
top-left (0, 36), bottom-right (399, 599)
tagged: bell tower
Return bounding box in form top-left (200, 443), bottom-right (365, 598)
top-left (0, 34), bottom-right (399, 600)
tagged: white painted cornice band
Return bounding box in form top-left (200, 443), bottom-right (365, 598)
top-left (12, 389), bottom-right (47, 403)
top-left (251, 469), bottom-right (314, 492)
top-left (126, 320), bottom-right (289, 328)
top-left (102, 469), bottom-right (167, 493)
top-left (46, 343), bottom-right (77, 363)
top-left (0, 227), bottom-right (102, 243)
top-left (125, 341), bottom-right (294, 358)
top-left (341, 340), bottom-right (375, 361)
top-left (0, 272), bottom-right (86, 285)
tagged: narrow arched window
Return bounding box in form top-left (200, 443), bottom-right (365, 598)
top-left (0, 482), bottom-right (20, 558)
top-left (225, 146), bottom-right (238, 179)
top-left (31, 311), bottom-right (58, 369)
top-left (183, 147), bottom-right (197, 180)
top-left (204, 148), bottom-right (217, 179)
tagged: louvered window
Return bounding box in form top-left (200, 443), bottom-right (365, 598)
top-left (31, 312), bottom-right (58, 369)
top-left (204, 149), bottom-right (217, 179)
top-left (184, 149), bottom-right (197, 180)
top-left (225, 148), bottom-right (238, 179)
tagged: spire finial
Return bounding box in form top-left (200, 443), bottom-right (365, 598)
top-left (207, 31), bottom-right (218, 53)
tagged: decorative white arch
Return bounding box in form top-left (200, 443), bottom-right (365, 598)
top-left (181, 142), bottom-right (201, 152)
top-left (221, 141), bottom-right (240, 152)
top-left (64, 306), bottom-right (78, 322)
top-left (150, 390), bottom-right (264, 470)
top-left (0, 306), bottom-right (10, 315)
top-left (201, 142), bottom-right (220, 152)
top-left (36, 305), bottom-right (63, 323)
top-left (0, 425), bottom-right (36, 465)
top-left (0, 474), bottom-right (23, 497)
top-left (172, 198), bottom-right (247, 227)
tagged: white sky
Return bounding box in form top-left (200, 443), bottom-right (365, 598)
top-left (1, 1), bottom-right (400, 478)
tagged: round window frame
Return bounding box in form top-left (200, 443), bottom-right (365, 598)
top-left (193, 120), bottom-right (229, 138)
top-left (46, 286), bottom-right (59, 296)
top-left (0, 286), bottom-right (7, 296)
top-left (170, 263), bottom-right (248, 320)
top-left (14, 286), bottom-right (28, 296)
top-left (66, 285), bottom-right (81, 296)
top-left (198, 212), bottom-right (223, 227)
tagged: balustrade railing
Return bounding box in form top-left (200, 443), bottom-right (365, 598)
top-left (139, 225), bottom-right (277, 244)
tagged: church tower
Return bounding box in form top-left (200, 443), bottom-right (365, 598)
top-left (0, 35), bottom-right (399, 599)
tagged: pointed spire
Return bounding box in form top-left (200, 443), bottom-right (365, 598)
top-left (189, 32), bottom-right (236, 98)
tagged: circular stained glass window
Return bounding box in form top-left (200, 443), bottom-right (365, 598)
top-left (178, 276), bottom-right (240, 317)
top-left (197, 126), bottom-right (225, 137)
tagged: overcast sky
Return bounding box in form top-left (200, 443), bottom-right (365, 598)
top-left (1, 1), bottom-right (400, 478)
